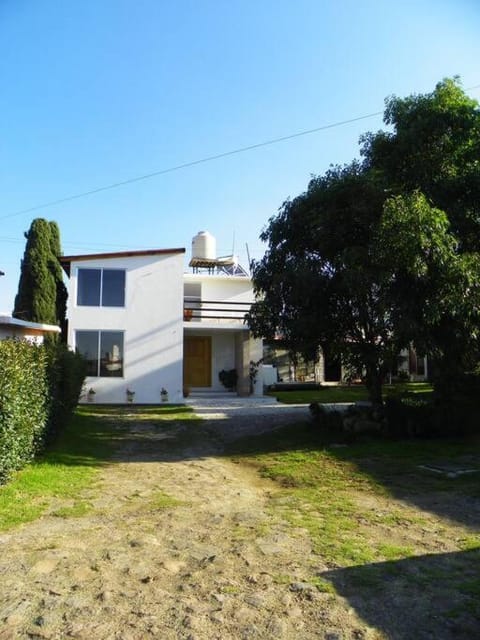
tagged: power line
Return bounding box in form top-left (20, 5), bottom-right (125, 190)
top-left (1, 82), bottom-right (479, 223)
top-left (0, 111), bottom-right (384, 222)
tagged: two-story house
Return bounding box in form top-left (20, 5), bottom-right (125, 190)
top-left (60, 233), bottom-right (263, 404)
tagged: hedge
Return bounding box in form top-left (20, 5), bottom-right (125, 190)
top-left (0, 339), bottom-right (86, 483)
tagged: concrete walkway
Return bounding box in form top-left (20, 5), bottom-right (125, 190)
top-left (184, 393), bottom-right (310, 442)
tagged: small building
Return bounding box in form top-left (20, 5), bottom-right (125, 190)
top-left (0, 315), bottom-right (61, 343)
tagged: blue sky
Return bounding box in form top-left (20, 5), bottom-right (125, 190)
top-left (1, 0), bottom-right (479, 311)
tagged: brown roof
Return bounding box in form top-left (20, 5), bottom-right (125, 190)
top-left (59, 247), bottom-right (185, 275)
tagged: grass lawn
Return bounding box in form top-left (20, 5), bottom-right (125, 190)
top-left (228, 421), bottom-right (480, 625)
top-left (0, 404), bottom-right (197, 531)
top-left (269, 382), bottom-right (433, 404)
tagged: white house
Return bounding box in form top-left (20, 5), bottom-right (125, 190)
top-left (60, 233), bottom-right (263, 404)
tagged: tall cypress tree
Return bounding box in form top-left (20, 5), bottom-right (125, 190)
top-left (48, 221), bottom-right (68, 337)
top-left (13, 219), bottom-right (67, 334)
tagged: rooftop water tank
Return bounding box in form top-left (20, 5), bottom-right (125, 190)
top-left (192, 231), bottom-right (216, 261)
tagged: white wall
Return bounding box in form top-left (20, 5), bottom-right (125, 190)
top-left (184, 274), bottom-right (254, 325)
top-left (67, 253), bottom-right (184, 404)
top-left (183, 273), bottom-right (264, 394)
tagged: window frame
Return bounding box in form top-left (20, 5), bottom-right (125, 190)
top-left (76, 267), bottom-right (126, 308)
top-left (75, 329), bottom-right (125, 378)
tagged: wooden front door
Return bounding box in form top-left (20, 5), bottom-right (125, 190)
top-left (184, 336), bottom-right (212, 387)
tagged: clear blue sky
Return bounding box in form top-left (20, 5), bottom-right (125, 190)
top-left (1, 0), bottom-right (479, 312)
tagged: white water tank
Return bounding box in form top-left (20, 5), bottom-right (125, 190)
top-left (192, 231), bottom-right (216, 260)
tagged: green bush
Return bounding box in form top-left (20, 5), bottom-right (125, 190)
top-left (309, 402), bottom-right (344, 433)
top-left (0, 339), bottom-right (86, 483)
top-left (219, 368), bottom-right (238, 391)
top-left (384, 394), bottom-right (480, 438)
top-left (45, 342), bottom-right (88, 443)
top-left (431, 371), bottom-right (480, 436)
top-left (0, 340), bottom-right (49, 482)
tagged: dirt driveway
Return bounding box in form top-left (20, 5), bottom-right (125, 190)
top-left (0, 398), bottom-right (477, 639)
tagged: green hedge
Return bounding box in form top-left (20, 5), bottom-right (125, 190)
top-left (45, 342), bottom-right (88, 443)
top-left (0, 339), bottom-right (86, 482)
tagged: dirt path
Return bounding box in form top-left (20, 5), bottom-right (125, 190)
top-left (0, 408), bottom-right (378, 640)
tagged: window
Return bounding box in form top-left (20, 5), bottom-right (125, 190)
top-left (77, 269), bottom-right (100, 306)
top-left (76, 330), bottom-right (124, 377)
top-left (77, 268), bottom-right (125, 307)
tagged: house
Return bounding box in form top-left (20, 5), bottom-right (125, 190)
top-left (60, 232), bottom-right (263, 404)
top-left (0, 315), bottom-right (61, 343)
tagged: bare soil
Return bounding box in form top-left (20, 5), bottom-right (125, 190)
top-left (0, 413), bottom-right (478, 640)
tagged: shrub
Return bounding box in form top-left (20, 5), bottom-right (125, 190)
top-left (309, 402), bottom-right (344, 433)
top-left (342, 404), bottom-right (386, 436)
top-left (384, 396), bottom-right (428, 437)
top-left (219, 368), bottom-right (238, 391)
top-left (0, 339), bottom-right (86, 483)
top-left (45, 342), bottom-right (88, 443)
top-left (0, 340), bottom-right (49, 482)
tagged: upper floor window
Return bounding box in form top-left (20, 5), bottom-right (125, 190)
top-left (77, 268), bottom-right (125, 307)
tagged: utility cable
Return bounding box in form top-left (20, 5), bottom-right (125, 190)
top-left (0, 111), bottom-right (384, 222)
top-left (1, 82), bottom-right (479, 223)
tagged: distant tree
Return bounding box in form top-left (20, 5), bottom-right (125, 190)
top-left (14, 219), bottom-right (67, 335)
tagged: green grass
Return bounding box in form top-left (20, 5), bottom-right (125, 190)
top-left (0, 407), bottom-right (121, 530)
top-left (52, 501), bottom-right (94, 518)
top-left (230, 424), bottom-right (480, 625)
top-left (229, 421), bottom-right (480, 568)
top-left (0, 404), bottom-right (197, 531)
top-left (269, 382), bottom-right (433, 404)
top-left (146, 489), bottom-right (183, 511)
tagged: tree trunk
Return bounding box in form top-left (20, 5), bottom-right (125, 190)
top-left (365, 364), bottom-right (383, 405)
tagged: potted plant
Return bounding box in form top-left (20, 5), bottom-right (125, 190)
top-left (219, 369), bottom-right (238, 391)
top-left (126, 388), bottom-right (135, 403)
top-left (87, 388), bottom-right (96, 403)
top-left (161, 387), bottom-right (169, 402)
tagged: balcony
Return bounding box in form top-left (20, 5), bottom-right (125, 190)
top-left (183, 298), bottom-right (254, 325)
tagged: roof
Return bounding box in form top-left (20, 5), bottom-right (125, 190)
top-left (60, 247), bottom-right (185, 275)
top-left (0, 315), bottom-right (61, 333)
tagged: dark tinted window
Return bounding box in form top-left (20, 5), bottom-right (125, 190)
top-left (102, 270), bottom-right (125, 307)
top-left (75, 330), bottom-right (124, 377)
top-left (75, 331), bottom-right (99, 376)
top-left (77, 269), bottom-right (101, 306)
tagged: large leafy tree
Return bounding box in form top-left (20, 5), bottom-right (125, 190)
top-left (362, 77), bottom-right (480, 250)
top-left (249, 162), bottom-right (396, 404)
top-left (14, 219), bottom-right (67, 335)
top-left (363, 78), bottom-right (480, 385)
top-left (377, 193), bottom-right (480, 390)
top-left (249, 78), bottom-right (480, 403)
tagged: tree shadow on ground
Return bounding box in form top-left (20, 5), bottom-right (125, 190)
top-left (223, 420), bottom-right (480, 532)
top-left (47, 406), bottom-right (480, 637)
top-left (64, 406), bottom-right (480, 533)
top-left (321, 548), bottom-right (480, 640)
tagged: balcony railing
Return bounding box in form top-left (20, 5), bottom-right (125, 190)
top-left (184, 298), bottom-right (254, 323)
